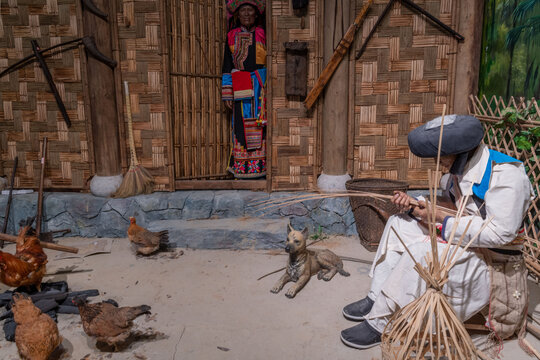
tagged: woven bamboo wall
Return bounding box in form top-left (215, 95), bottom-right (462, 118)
top-left (0, 0), bottom-right (90, 189)
top-left (0, 0), bottom-right (173, 191)
top-left (352, 0), bottom-right (458, 188)
top-left (114, 0), bottom-right (173, 191)
top-left (269, 0), bottom-right (322, 191)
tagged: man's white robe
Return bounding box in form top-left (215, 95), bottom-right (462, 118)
top-left (365, 143), bottom-right (535, 332)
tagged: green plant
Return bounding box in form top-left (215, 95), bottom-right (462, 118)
top-left (498, 103), bottom-right (540, 152)
top-left (309, 226), bottom-right (328, 241)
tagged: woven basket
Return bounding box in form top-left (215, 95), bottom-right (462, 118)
top-left (346, 178), bottom-right (409, 252)
top-left (523, 236), bottom-right (540, 282)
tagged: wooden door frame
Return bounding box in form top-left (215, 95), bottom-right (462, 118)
top-left (161, 0), bottom-right (176, 191)
top-left (167, 1), bottom-right (271, 192)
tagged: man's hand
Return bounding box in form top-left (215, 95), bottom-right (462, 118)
top-left (224, 100), bottom-right (233, 110)
top-left (393, 192), bottom-right (447, 224)
top-left (392, 191), bottom-right (414, 212)
top-left (410, 200), bottom-right (428, 222)
top-left (410, 200), bottom-right (447, 223)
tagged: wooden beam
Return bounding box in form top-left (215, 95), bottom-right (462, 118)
top-left (453, 0), bottom-right (484, 113)
top-left (320, 0), bottom-right (353, 176)
top-left (175, 180), bottom-right (267, 190)
top-left (83, 0), bottom-right (121, 177)
top-left (303, 0), bottom-right (372, 111)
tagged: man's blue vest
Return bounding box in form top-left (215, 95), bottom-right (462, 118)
top-left (472, 150), bottom-right (522, 200)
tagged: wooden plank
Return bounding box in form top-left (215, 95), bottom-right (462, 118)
top-left (265, 0), bottom-right (273, 192)
top-left (160, 0), bottom-right (175, 189)
top-left (83, 0), bottom-right (121, 177)
top-left (175, 180), bottom-right (267, 190)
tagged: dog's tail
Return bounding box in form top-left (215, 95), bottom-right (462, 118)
top-left (338, 267), bottom-right (350, 277)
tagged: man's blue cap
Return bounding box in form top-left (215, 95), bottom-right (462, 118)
top-left (407, 114), bottom-right (484, 158)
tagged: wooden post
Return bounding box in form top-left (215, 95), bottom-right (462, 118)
top-left (83, 0), bottom-right (122, 190)
top-left (320, 0), bottom-right (350, 177)
top-left (452, 0), bottom-right (485, 113)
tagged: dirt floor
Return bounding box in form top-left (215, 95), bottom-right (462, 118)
top-left (0, 235), bottom-right (539, 359)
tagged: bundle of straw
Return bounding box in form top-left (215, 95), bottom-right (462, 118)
top-left (380, 106), bottom-right (490, 360)
top-left (249, 190), bottom-right (458, 218)
top-left (380, 174), bottom-right (492, 360)
top-left (114, 81), bottom-right (154, 198)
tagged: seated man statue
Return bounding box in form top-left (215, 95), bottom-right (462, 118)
top-left (340, 114), bottom-right (535, 349)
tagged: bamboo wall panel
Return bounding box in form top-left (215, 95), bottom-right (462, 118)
top-left (168, 0), bottom-right (230, 180)
top-left (270, 0), bottom-right (321, 191)
top-left (115, 0), bottom-right (172, 190)
top-left (352, 0), bottom-right (458, 188)
top-left (0, 0), bottom-right (173, 191)
top-left (0, 0), bottom-right (90, 189)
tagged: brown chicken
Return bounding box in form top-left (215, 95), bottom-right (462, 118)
top-left (12, 293), bottom-right (62, 360)
top-left (0, 226), bottom-right (47, 288)
top-left (127, 217), bottom-right (169, 255)
top-left (15, 225), bottom-right (48, 269)
top-left (73, 297), bottom-right (151, 351)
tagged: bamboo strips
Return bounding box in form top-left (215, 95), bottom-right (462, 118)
top-left (170, 0), bottom-right (231, 181)
top-left (250, 190), bottom-right (458, 217)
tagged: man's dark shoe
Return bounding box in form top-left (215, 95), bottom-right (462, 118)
top-left (340, 321), bottom-right (382, 349)
top-left (342, 296), bottom-right (374, 321)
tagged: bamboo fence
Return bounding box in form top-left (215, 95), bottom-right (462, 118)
top-left (469, 95), bottom-right (540, 280)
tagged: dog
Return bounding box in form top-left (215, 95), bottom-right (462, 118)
top-left (270, 224), bottom-right (350, 298)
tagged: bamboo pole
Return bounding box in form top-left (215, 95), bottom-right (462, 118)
top-left (251, 191), bottom-right (458, 216)
top-left (35, 138), bottom-right (47, 238)
top-left (0, 233), bottom-right (79, 254)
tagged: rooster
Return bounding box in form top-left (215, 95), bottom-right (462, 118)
top-left (12, 293), bottom-right (62, 360)
top-left (73, 297), bottom-right (151, 351)
top-left (127, 217), bottom-right (170, 255)
top-left (0, 226), bottom-right (47, 288)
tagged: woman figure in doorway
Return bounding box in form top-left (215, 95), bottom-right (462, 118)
top-left (222, 0), bottom-right (267, 179)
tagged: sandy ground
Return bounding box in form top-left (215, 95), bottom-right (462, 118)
top-left (0, 235), bottom-right (539, 359)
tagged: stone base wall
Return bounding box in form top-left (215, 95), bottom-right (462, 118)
top-left (0, 191), bottom-right (358, 238)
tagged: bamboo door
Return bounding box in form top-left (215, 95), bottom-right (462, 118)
top-left (168, 0), bottom-right (231, 182)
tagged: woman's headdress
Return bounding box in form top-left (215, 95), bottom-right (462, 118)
top-left (226, 0), bottom-right (265, 22)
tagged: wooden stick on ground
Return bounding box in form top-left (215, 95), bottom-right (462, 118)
top-left (528, 321), bottom-right (540, 340)
top-left (0, 233), bottom-right (79, 254)
top-left (523, 338), bottom-right (540, 360)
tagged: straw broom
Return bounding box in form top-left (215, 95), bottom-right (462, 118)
top-left (114, 81), bottom-right (154, 198)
